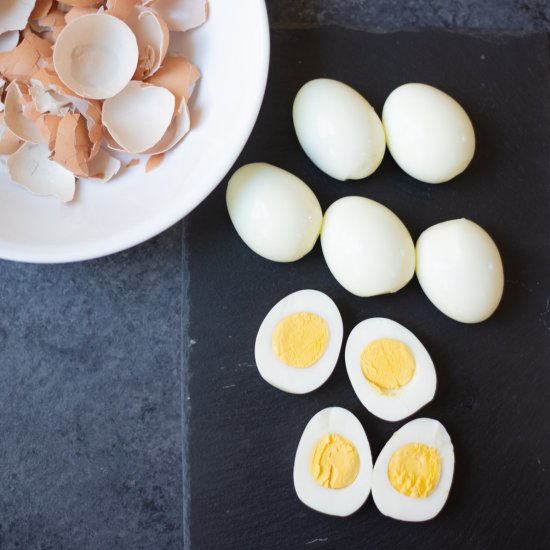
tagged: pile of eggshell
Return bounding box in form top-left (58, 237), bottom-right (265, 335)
top-left (0, 0), bottom-right (207, 202)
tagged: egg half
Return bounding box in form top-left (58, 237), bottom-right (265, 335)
top-left (372, 418), bottom-right (454, 521)
top-left (416, 218), bottom-right (504, 323)
top-left (293, 78), bottom-right (386, 180)
top-left (254, 290), bottom-right (343, 394)
top-left (345, 318), bottom-right (436, 421)
top-left (383, 83), bottom-right (475, 184)
top-left (321, 196), bottom-right (415, 297)
top-left (294, 407), bottom-right (373, 516)
top-left (226, 163), bottom-right (323, 262)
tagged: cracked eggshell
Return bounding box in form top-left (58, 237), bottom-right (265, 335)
top-left (149, 0), bottom-right (207, 32)
top-left (30, 0), bottom-right (53, 20)
top-left (64, 7), bottom-right (99, 24)
top-left (146, 56), bottom-right (199, 104)
top-left (7, 142), bottom-right (76, 202)
top-left (0, 114), bottom-right (23, 155)
top-left (0, 31), bottom-right (20, 53)
top-left (142, 97), bottom-right (189, 155)
top-left (0, 1), bottom-right (36, 34)
top-left (126, 6), bottom-right (170, 80)
top-left (105, 0), bottom-right (141, 20)
top-left (4, 80), bottom-right (44, 144)
top-left (102, 80), bottom-right (175, 154)
top-left (0, 33), bottom-right (52, 83)
top-left (87, 148), bottom-right (121, 182)
top-left (53, 13), bottom-right (138, 99)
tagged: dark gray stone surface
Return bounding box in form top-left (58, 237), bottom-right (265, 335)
top-left (266, 0), bottom-right (550, 30)
top-left (0, 226), bottom-right (185, 549)
top-left (0, 2), bottom-right (549, 549)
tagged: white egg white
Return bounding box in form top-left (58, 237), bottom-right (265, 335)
top-left (294, 407), bottom-right (373, 516)
top-left (293, 79), bottom-right (386, 181)
top-left (372, 418), bottom-right (454, 522)
top-left (226, 163), bottom-right (323, 263)
top-left (254, 290), bottom-right (343, 394)
top-left (345, 318), bottom-right (436, 421)
top-left (416, 218), bottom-right (504, 323)
top-left (321, 196), bottom-right (415, 297)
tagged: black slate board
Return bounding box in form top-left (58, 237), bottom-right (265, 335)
top-left (186, 28), bottom-right (550, 550)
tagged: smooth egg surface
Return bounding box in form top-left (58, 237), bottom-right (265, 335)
top-left (382, 83), bottom-right (475, 184)
top-left (416, 218), bottom-right (504, 323)
top-left (226, 163), bottom-right (323, 262)
top-left (294, 407), bottom-right (373, 516)
top-left (372, 418), bottom-right (454, 522)
top-left (293, 79), bottom-right (386, 181)
top-left (255, 290), bottom-right (343, 394)
top-left (345, 318), bottom-right (436, 421)
top-left (321, 196), bottom-right (415, 297)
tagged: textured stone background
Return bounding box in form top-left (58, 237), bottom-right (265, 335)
top-left (0, 1), bottom-right (548, 549)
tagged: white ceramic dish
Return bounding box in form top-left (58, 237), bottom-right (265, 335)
top-left (0, 0), bottom-right (270, 263)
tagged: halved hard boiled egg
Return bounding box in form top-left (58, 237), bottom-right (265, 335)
top-left (345, 318), bottom-right (436, 421)
top-left (254, 290), bottom-right (343, 394)
top-left (372, 418), bottom-right (454, 521)
top-left (294, 407), bottom-right (373, 516)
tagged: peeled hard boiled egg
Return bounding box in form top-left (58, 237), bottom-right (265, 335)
top-left (255, 290), bottom-right (343, 394)
top-left (321, 196), bottom-right (415, 297)
top-left (345, 318), bottom-right (436, 421)
top-left (416, 218), bottom-right (504, 323)
top-left (226, 163), bottom-right (323, 262)
top-left (294, 407), bottom-right (373, 516)
top-left (293, 79), bottom-right (386, 180)
top-left (372, 418), bottom-right (454, 522)
top-left (382, 83), bottom-right (475, 184)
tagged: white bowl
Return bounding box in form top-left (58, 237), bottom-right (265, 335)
top-left (0, 0), bottom-right (270, 263)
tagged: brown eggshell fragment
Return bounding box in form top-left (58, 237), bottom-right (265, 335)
top-left (0, 31), bottom-right (20, 53)
top-left (52, 112), bottom-right (91, 177)
top-left (53, 13), bottom-right (138, 99)
top-left (143, 97), bottom-right (189, 155)
top-left (146, 55), bottom-right (199, 105)
top-left (30, 83), bottom-right (71, 115)
top-left (35, 112), bottom-right (60, 150)
top-left (145, 152), bottom-right (164, 173)
top-left (4, 80), bottom-right (44, 143)
top-left (149, 0), bottom-right (207, 32)
top-left (31, 66), bottom-right (75, 97)
top-left (7, 142), bottom-right (76, 202)
top-left (30, 0), bottom-right (54, 20)
top-left (0, 1), bottom-right (37, 34)
top-left (0, 33), bottom-right (52, 83)
top-left (70, 96), bottom-right (103, 159)
top-left (0, 114), bottom-right (23, 155)
top-left (126, 6), bottom-right (170, 80)
top-left (36, 8), bottom-right (67, 41)
top-left (102, 80), bottom-right (175, 154)
top-left (61, 1), bottom-right (102, 7)
top-left (105, 0), bottom-right (141, 20)
top-left (64, 7), bottom-right (98, 24)
top-left (87, 148), bottom-right (121, 182)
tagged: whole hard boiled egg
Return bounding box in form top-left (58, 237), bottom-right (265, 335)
top-left (293, 79), bottom-right (386, 180)
top-left (372, 418), bottom-right (454, 522)
top-left (255, 290), bottom-right (343, 394)
top-left (382, 83), bottom-right (475, 184)
top-left (321, 196), bottom-right (415, 297)
top-left (416, 218), bottom-right (504, 323)
top-left (345, 318), bottom-right (436, 421)
top-left (226, 163), bottom-right (323, 262)
top-left (294, 407), bottom-right (373, 516)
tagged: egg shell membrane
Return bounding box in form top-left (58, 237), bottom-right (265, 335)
top-left (372, 418), bottom-right (454, 522)
top-left (294, 407), bottom-right (373, 517)
top-left (0, 31), bottom-right (21, 53)
top-left (7, 142), bottom-right (75, 202)
top-left (126, 5), bottom-right (170, 80)
top-left (146, 0), bottom-right (208, 32)
top-left (254, 289), bottom-right (343, 394)
top-left (0, 0), bottom-right (36, 35)
top-left (345, 318), bottom-right (437, 422)
top-left (53, 13), bottom-right (139, 100)
top-left (4, 80), bottom-right (44, 143)
top-left (102, 80), bottom-right (175, 154)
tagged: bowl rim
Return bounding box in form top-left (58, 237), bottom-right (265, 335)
top-left (0, 0), bottom-right (270, 264)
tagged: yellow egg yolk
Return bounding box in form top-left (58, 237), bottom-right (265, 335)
top-left (272, 312), bottom-right (329, 368)
top-left (388, 443), bottom-right (442, 498)
top-left (360, 338), bottom-right (415, 394)
top-left (309, 433), bottom-right (360, 489)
